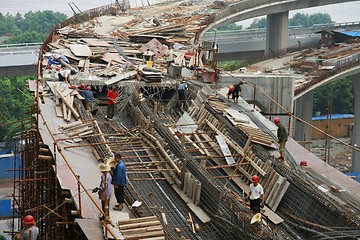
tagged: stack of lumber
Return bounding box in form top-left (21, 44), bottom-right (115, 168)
top-left (118, 216), bottom-right (165, 240)
top-left (59, 120), bottom-right (94, 143)
top-left (53, 83), bottom-right (83, 122)
top-left (237, 124), bottom-right (274, 147)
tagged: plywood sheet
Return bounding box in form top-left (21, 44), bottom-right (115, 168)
top-left (69, 44), bottom-right (92, 57)
top-left (215, 135), bottom-right (235, 165)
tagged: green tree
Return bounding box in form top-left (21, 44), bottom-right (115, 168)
top-left (248, 18), bottom-right (267, 29)
top-left (289, 13), bottom-right (332, 27)
top-left (0, 76), bottom-right (34, 141)
top-left (19, 10), bottom-right (67, 34)
top-left (218, 60), bottom-right (247, 71)
top-left (4, 31), bottom-right (46, 44)
top-left (217, 23), bottom-right (243, 31)
top-left (248, 13), bottom-right (333, 29)
top-left (0, 10), bottom-right (67, 43)
top-left (313, 78), bottom-right (353, 115)
top-left (309, 13), bottom-right (333, 26)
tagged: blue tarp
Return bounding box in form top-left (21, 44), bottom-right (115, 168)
top-left (0, 200), bottom-right (12, 217)
top-left (346, 172), bottom-right (360, 182)
top-left (312, 114), bottom-right (354, 121)
top-left (335, 31), bottom-right (360, 37)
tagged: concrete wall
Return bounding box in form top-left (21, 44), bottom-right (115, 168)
top-left (312, 118), bottom-right (353, 139)
top-left (221, 74), bottom-right (294, 113)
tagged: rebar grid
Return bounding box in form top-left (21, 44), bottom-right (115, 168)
top-left (273, 161), bottom-right (359, 239)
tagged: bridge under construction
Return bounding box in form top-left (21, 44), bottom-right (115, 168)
top-left (6, 1), bottom-right (360, 240)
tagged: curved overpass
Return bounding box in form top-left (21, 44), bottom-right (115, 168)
top-left (200, 0), bottom-right (360, 36)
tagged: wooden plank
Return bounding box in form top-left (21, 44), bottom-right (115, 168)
top-left (123, 230), bottom-right (164, 240)
top-left (56, 88), bottom-right (80, 119)
top-left (69, 44), bottom-right (92, 57)
top-left (67, 95), bottom-right (74, 122)
top-left (205, 120), bottom-right (266, 177)
top-left (118, 216), bottom-right (157, 225)
top-left (55, 106), bottom-right (63, 118)
top-left (215, 135), bottom-right (235, 165)
top-left (67, 127), bottom-right (93, 137)
top-left (119, 220), bottom-right (161, 230)
top-left (121, 225), bottom-right (163, 235)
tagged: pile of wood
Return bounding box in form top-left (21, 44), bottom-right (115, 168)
top-left (118, 216), bottom-right (165, 240)
top-left (54, 84), bottom-right (83, 122)
top-left (59, 120), bottom-right (94, 143)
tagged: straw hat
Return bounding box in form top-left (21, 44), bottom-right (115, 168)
top-left (97, 163), bottom-right (110, 172)
top-left (250, 213), bottom-right (262, 224)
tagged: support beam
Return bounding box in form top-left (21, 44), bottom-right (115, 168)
top-left (266, 11), bottom-right (289, 58)
top-left (294, 90), bottom-right (314, 150)
top-left (351, 75), bottom-right (360, 171)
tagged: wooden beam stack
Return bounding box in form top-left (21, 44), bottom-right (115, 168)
top-left (118, 216), bottom-right (165, 240)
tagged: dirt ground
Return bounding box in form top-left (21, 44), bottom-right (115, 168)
top-left (310, 137), bottom-right (353, 173)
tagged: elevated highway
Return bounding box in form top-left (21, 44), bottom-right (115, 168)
top-left (0, 43), bottom-right (39, 77)
top-left (2, 20), bottom-right (360, 76)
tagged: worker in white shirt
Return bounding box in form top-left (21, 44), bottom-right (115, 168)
top-left (58, 68), bottom-right (71, 82)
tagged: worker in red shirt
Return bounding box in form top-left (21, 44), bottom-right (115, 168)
top-left (106, 86), bottom-right (118, 120)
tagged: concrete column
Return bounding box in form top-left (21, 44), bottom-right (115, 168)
top-left (294, 91), bottom-right (314, 150)
top-left (265, 11), bottom-right (289, 57)
top-left (351, 75), bottom-right (360, 172)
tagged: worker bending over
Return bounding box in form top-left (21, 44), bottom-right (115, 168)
top-left (227, 81), bottom-right (243, 103)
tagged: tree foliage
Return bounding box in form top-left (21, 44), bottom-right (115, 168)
top-left (0, 10), bottom-right (67, 44)
top-left (0, 76), bottom-right (34, 141)
top-left (313, 78), bottom-right (353, 115)
top-left (218, 60), bottom-right (247, 71)
top-left (248, 12), bottom-right (333, 29)
top-left (217, 23), bottom-right (243, 31)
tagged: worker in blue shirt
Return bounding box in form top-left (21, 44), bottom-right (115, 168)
top-left (78, 85), bottom-right (94, 111)
top-left (178, 80), bottom-right (188, 109)
top-left (111, 153), bottom-right (127, 211)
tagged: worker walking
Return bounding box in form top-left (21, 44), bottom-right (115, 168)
top-left (111, 153), bottom-right (127, 211)
top-left (274, 118), bottom-right (288, 162)
top-left (93, 163), bottom-right (112, 220)
top-left (247, 175), bottom-right (265, 213)
top-left (106, 86), bottom-right (118, 120)
top-left (178, 80), bottom-right (188, 109)
top-left (14, 215), bottom-right (39, 240)
top-left (227, 81), bottom-right (243, 103)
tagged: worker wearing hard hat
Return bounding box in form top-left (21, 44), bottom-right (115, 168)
top-left (274, 118), bottom-right (288, 162)
top-left (78, 85), bottom-right (94, 112)
top-left (227, 81), bottom-right (244, 103)
top-left (14, 215), bottom-right (39, 240)
top-left (58, 67), bottom-right (71, 83)
top-left (247, 175), bottom-right (264, 213)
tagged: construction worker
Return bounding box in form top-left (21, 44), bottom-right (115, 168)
top-left (58, 67), bottom-right (71, 82)
top-left (111, 153), bottom-right (127, 211)
top-left (247, 175), bottom-right (264, 213)
top-left (227, 81), bottom-right (243, 103)
top-left (92, 163), bottom-right (112, 220)
top-left (78, 85), bottom-right (94, 112)
top-left (178, 80), bottom-right (188, 109)
top-left (166, 45), bottom-right (174, 73)
top-left (14, 215), bottom-right (39, 240)
top-left (274, 118), bottom-right (288, 162)
top-left (106, 86), bottom-right (118, 120)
